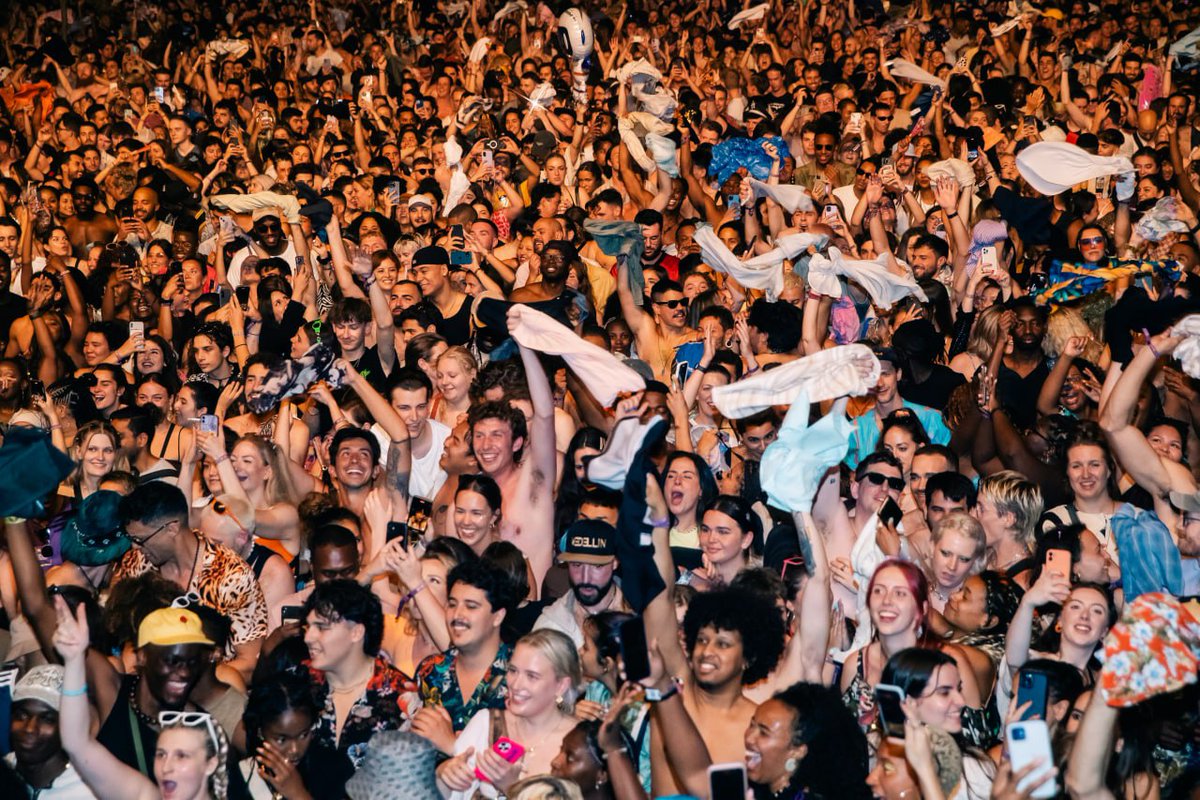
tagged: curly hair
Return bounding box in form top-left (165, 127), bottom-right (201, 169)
top-left (305, 579), bottom-right (384, 657)
top-left (683, 587), bottom-right (785, 685)
top-left (773, 682), bottom-right (872, 800)
top-left (242, 670), bottom-right (321, 753)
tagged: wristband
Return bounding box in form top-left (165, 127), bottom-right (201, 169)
top-left (4, 516), bottom-right (26, 525)
top-left (945, 210), bottom-right (959, 219)
top-left (62, 684), bottom-right (88, 697)
top-left (696, 363), bottom-right (710, 373)
top-left (649, 517), bottom-right (670, 528)
top-left (214, 453), bottom-right (230, 464)
top-left (1143, 328), bottom-right (1160, 358)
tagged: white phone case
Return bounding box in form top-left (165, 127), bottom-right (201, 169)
top-left (1006, 721), bottom-right (1056, 799)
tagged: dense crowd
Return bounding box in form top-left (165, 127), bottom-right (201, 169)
top-left (4, 0), bottom-right (1200, 799)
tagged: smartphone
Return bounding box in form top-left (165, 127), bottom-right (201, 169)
top-left (617, 616), bottom-right (651, 683)
top-left (153, 86), bottom-right (166, 103)
top-left (450, 224), bottom-right (465, 242)
top-left (197, 414), bottom-right (219, 434)
top-left (1092, 174), bottom-right (1111, 196)
top-left (235, 285), bottom-right (251, 308)
top-left (967, 148), bottom-right (979, 162)
top-left (875, 684), bottom-right (907, 739)
top-left (1043, 548), bottom-right (1071, 579)
top-left (822, 204), bottom-right (840, 223)
top-left (476, 738), bottom-right (526, 781)
top-left (281, 605), bottom-right (305, 624)
top-left (386, 521), bottom-right (410, 550)
top-left (708, 763), bottom-right (748, 800)
top-left (129, 321), bottom-right (145, 350)
top-left (727, 194), bottom-right (741, 220)
top-left (218, 215), bottom-right (235, 235)
top-left (1006, 720), bottom-right (1056, 798)
top-left (878, 497), bottom-right (903, 528)
top-left (850, 111), bottom-right (863, 128)
top-left (450, 249), bottom-right (473, 266)
top-left (979, 245), bottom-right (1000, 275)
top-left (481, 148), bottom-right (494, 168)
top-left (1016, 668), bottom-right (1050, 722)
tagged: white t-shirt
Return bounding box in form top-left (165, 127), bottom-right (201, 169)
top-left (227, 240), bottom-right (297, 287)
top-left (372, 418), bottom-right (450, 501)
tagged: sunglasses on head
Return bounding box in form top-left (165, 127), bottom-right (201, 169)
top-left (159, 711), bottom-right (220, 750)
top-left (862, 472), bottom-right (905, 491)
top-left (654, 298), bottom-right (687, 309)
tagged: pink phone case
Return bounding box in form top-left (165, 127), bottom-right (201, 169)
top-left (475, 737), bottom-right (525, 782)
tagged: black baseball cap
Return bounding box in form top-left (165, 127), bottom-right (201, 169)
top-left (560, 519), bottom-right (617, 565)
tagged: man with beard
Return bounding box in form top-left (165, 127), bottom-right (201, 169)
top-left (792, 129), bottom-right (855, 194)
top-left (64, 177), bottom-right (117, 252)
top-left (533, 519), bottom-right (627, 647)
top-left (616, 251), bottom-right (698, 382)
top-left (509, 238), bottom-right (574, 305)
top-left (112, 482), bottom-right (267, 682)
top-left (412, 560), bottom-right (515, 753)
top-left (635, 209), bottom-right (680, 280)
top-left (7, 665), bottom-right (92, 798)
top-left (646, 587), bottom-right (784, 797)
top-left (995, 298), bottom-right (1051, 430)
top-left (227, 210), bottom-right (296, 287)
top-left (118, 186), bottom-right (172, 253)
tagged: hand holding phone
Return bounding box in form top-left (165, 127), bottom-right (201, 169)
top-left (708, 764), bottom-right (748, 800)
top-left (617, 616), bottom-right (651, 683)
top-left (875, 684), bottom-right (907, 739)
top-left (475, 738), bottom-right (526, 782)
top-left (1006, 721), bottom-right (1057, 798)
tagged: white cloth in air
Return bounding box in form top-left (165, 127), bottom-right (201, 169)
top-left (507, 304), bottom-right (645, 406)
top-left (710, 344), bottom-right (881, 418)
top-left (761, 395), bottom-right (854, 513)
top-left (747, 178), bottom-right (815, 213)
top-left (1015, 142), bottom-right (1134, 196)
top-left (807, 247), bottom-right (928, 307)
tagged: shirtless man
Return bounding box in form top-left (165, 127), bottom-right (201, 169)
top-left (616, 252), bottom-right (698, 382)
top-left (466, 320), bottom-right (556, 586)
top-left (64, 178), bottom-right (118, 252)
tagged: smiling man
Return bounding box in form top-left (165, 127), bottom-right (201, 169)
top-left (412, 560), bottom-right (515, 753)
top-left (112, 481), bottom-right (267, 682)
top-left (302, 580), bottom-right (419, 771)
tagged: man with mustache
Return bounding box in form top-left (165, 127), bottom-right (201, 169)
top-left (533, 519), bottom-right (627, 647)
top-left (411, 560), bottom-right (516, 754)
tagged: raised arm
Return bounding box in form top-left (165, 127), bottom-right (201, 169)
top-left (1064, 694), bottom-right (1119, 800)
top-left (53, 597), bottom-right (158, 800)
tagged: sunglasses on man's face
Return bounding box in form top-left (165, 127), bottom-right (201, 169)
top-left (814, 143), bottom-right (835, 151)
top-left (654, 298), bottom-right (687, 309)
top-left (862, 471), bottom-right (905, 491)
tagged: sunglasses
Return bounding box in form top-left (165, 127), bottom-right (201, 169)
top-left (876, 115), bottom-right (894, 122)
top-left (126, 520), bottom-right (171, 547)
top-left (255, 223), bottom-right (281, 233)
top-left (211, 499), bottom-right (250, 535)
top-left (1079, 236), bottom-right (1105, 247)
top-left (814, 143), bottom-right (835, 151)
top-left (171, 591), bottom-right (203, 609)
top-left (862, 472), bottom-right (905, 491)
top-left (159, 711), bottom-right (220, 749)
top-left (414, 167), bottom-right (433, 175)
top-left (654, 298), bottom-right (687, 309)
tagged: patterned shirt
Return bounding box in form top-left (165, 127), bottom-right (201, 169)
top-left (309, 655), bottom-right (421, 769)
top-left (112, 533), bottom-right (267, 652)
top-left (415, 643), bottom-right (511, 732)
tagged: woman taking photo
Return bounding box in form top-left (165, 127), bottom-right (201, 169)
top-left (437, 629), bottom-right (582, 799)
top-left (52, 596), bottom-right (231, 800)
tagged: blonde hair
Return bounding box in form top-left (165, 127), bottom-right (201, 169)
top-left (508, 777), bottom-right (584, 800)
top-left (159, 717), bottom-right (229, 800)
top-left (69, 421), bottom-right (130, 488)
top-left (977, 470), bottom-right (1043, 550)
top-left (437, 345), bottom-right (478, 376)
top-left (514, 629), bottom-right (582, 712)
top-left (966, 306), bottom-right (1003, 363)
top-left (1043, 307), bottom-right (1103, 363)
top-left (232, 434), bottom-right (299, 506)
top-left (931, 511), bottom-right (988, 575)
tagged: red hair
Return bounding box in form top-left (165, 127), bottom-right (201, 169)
top-left (867, 558), bottom-right (932, 643)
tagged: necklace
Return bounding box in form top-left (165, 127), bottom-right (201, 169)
top-left (182, 534), bottom-right (202, 593)
top-left (128, 676), bottom-right (158, 729)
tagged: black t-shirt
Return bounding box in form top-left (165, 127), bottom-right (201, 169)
top-left (346, 345), bottom-right (391, 393)
top-left (434, 296), bottom-right (473, 346)
top-left (899, 365), bottom-right (966, 413)
top-left (997, 358), bottom-right (1051, 430)
top-left (0, 291), bottom-right (27, 348)
top-left (750, 92), bottom-right (795, 121)
top-left (258, 300), bottom-right (307, 358)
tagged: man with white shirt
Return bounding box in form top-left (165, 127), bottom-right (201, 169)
top-left (226, 209), bottom-right (296, 287)
top-left (378, 370), bottom-right (449, 503)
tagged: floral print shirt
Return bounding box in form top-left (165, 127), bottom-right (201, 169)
top-left (415, 643), bottom-right (511, 732)
top-left (308, 656), bottom-right (421, 769)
